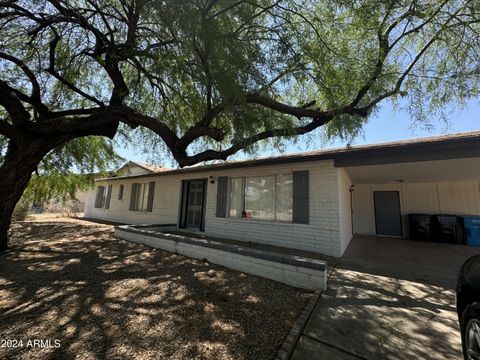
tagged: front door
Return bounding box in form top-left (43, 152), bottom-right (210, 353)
top-left (185, 180), bottom-right (205, 229)
top-left (374, 191), bottom-right (402, 237)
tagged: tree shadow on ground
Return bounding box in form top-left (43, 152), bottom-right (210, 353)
top-left (1, 221), bottom-right (310, 360)
top-left (301, 264), bottom-right (462, 360)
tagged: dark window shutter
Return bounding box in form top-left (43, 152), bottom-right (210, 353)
top-left (179, 181), bottom-right (189, 228)
top-left (216, 176), bottom-right (228, 217)
top-left (105, 185), bottom-right (112, 209)
top-left (118, 184), bottom-right (124, 200)
top-left (129, 183), bottom-right (138, 211)
top-left (293, 171), bottom-right (309, 224)
top-left (94, 186), bottom-right (101, 208)
top-left (146, 181), bottom-right (155, 212)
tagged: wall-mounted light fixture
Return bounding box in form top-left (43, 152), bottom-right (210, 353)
top-left (209, 175), bottom-right (215, 184)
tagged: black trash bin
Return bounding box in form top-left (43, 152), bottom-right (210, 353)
top-left (409, 214), bottom-right (432, 241)
top-left (432, 215), bottom-right (464, 244)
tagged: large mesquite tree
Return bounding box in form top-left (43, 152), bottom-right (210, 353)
top-left (0, 0), bottom-right (479, 251)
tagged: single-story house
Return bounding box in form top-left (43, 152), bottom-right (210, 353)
top-left (32, 161), bottom-right (166, 215)
top-left (85, 131), bottom-right (480, 260)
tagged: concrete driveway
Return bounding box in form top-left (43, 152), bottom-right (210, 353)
top-left (291, 235), bottom-right (480, 360)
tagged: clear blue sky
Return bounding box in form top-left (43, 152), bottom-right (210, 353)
top-left (115, 98), bottom-right (479, 166)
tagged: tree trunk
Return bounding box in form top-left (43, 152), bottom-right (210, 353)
top-left (0, 136), bottom-right (64, 252)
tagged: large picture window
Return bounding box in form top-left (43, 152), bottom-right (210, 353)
top-left (229, 174), bottom-right (293, 222)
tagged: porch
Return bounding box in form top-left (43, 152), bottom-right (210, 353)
top-left (114, 224), bottom-right (331, 290)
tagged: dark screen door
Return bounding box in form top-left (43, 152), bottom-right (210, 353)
top-left (186, 181), bottom-right (205, 229)
top-left (374, 191), bottom-right (402, 237)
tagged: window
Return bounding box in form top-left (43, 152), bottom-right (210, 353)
top-left (130, 182), bottom-right (155, 212)
top-left (276, 174), bottom-right (293, 222)
top-left (134, 183), bottom-right (149, 211)
top-left (245, 176), bottom-right (275, 220)
top-left (95, 185), bottom-right (112, 209)
top-left (118, 184), bottom-right (124, 200)
top-left (94, 186), bottom-right (107, 208)
top-left (229, 178), bottom-right (244, 217)
top-left (228, 174), bottom-right (293, 222)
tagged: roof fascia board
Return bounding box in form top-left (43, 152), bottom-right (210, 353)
top-left (333, 137), bottom-right (480, 167)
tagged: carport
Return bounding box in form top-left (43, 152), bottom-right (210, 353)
top-left (343, 234), bottom-right (479, 288)
top-left (335, 133), bottom-right (480, 243)
top-left (290, 235), bottom-right (480, 360)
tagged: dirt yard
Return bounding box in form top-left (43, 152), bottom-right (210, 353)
top-left (0, 218), bottom-right (311, 360)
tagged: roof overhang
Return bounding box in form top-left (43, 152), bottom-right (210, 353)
top-left (344, 157), bottom-right (480, 184)
top-left (95, 131), bottom-right (480, 182)
top-left (333, 134), bottom-right (480, 167)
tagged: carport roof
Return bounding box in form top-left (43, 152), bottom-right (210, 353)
top-left (96, 131), bottom-right (480, 181)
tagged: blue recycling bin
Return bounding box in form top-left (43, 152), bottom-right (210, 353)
top-left (463, 216), bottom-right (480, 246)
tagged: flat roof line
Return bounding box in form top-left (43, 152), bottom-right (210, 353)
top-left (95, 131), bottom-right (480, 182)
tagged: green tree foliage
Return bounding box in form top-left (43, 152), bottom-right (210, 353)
top-left (1, 0), bottom-right (479, 167)
top-left (22, 173), bottom-right (93, 206)
top-left (1, 131), bottom-right (121, 208)
top-left (20, 136), bottom-right (122, 207)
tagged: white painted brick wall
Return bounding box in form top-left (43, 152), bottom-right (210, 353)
top-left (115, 228), bottom-right (327, 290)
top-left (86, 159), bottom-right (342, 256)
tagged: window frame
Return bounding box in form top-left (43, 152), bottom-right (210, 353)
top-left (227, 173), bottom-right (293, 223)
top-left (275, 173), bottom-right (294, 222)
top-left (135, 183), bottom-right (147, 212)
top-left (118, 184), bottom-right (124, 200)
top-left (244, 175), bottom-right (275, 221)
top-left (95, 185), bottom-right (107, 209)
top-left (131, 182), bottom-right (153, 212)
top-left (228, 177), bottom-right (245, 218)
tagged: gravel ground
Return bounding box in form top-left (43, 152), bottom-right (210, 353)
top-left (0, 218), bottom-right (311, 360)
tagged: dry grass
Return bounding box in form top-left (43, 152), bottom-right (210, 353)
top-left (0, 219), bottom-right (311, 360)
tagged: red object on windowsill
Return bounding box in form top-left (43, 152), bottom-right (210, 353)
top-left (242, 211), bottom-right (252, 218)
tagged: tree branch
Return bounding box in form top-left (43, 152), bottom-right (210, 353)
top-left (0, 80), bottom-right (31, 124)
top-left (244, 93), bottom-right (327, 118)
top-left (177, 91), bottom-right (370, 152)
top-left (182, 114), bottom-right (334, 166)
top-left (47, 32), bottom-right (105, 107)
top-left (361, 0), bottom-right (474, 111)
top-left (347, 0), bottom-right (451, 110)
top-left (0, 118), bottom-right (19, 140)
top-left (0, 51), bottom-right (42, 102)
